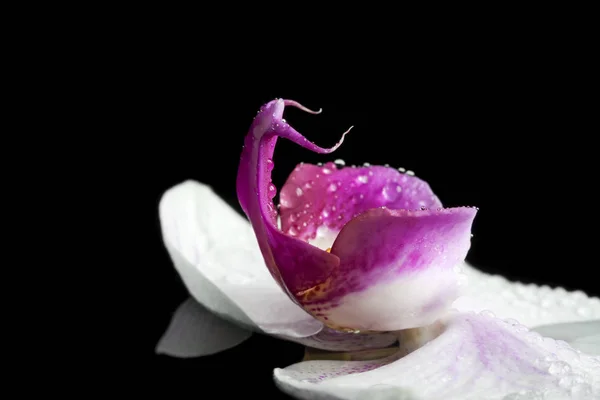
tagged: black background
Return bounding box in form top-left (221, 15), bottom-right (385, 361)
top-left (116, 36), bottom-right (598, 398)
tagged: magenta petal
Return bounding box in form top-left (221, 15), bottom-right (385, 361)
top-left (279, 163), bottom-right (442, 243)
top-left (236, 99), bottom-right (348, 296)
top-left (298, 207), bottom-right (477, 331)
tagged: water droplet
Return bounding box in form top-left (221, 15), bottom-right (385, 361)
top-left (317, 162), bottom-right (323, 166)
top-left (357, 175), bottom-right (369, 183)
top-left (321, 210), bottom-right (329, 218)
top-left (558, 347), bottom-right (580, 362)
top-left (406, 170), bottom-right (415, 176)
top-left (323, 168), bottom-right (332, 174)
top-left (328, 183), bottom-right (337, 192)
top-left (571, 383), bottom-right (592, 398)
top-left (526, 331), bottom-right (542, 343)
top-left (382, 183), bottom-right (400, 201)
top-left (548, 361), bottom-right (572, 376)
top-left (281, 118), bottom-right (286, 123)
top-left (334, 159), bottom-right (345, 166)
top-left (331, 206), bottom-right (337, 211)
top-left (296, 187), bottom-right (304, 197)
top-left (268, 183), bottom-right (277, 198)
top-left (398, 167), bottom-right (406, 172)
top-left (351, 194), bottom-right (364, 204)
top-left (363, 162), bottom-right (371, 166)
top-left (304, 182), bottom-right (312, 189)
top-left (558, 375), bottom-right (573, 389)
top-left (266, 158), bottom-right (274, 171)
top-left (576, 306), bottom-right (590, 317)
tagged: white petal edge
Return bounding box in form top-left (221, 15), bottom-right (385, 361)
top-left (274, 311), bottom-right (600, 400)
top-left (159, 180), bottom-right (322, 338)
top-left (156, 297), bottom-right (252, 357)
top-left (453, 262), bottom-right (600, 328)
top-left (533, 321), bottom-right (600, 355)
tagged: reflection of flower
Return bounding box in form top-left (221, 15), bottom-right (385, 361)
top-left (157, 100), bottom-right (600, 399)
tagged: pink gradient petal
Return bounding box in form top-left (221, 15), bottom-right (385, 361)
top-left (280, 162), bottom-right (441, 243)
top-left (236, 99), bottom-right (477, 330)
top-left (236, 99), bottom-right (347, 296)
top-left (297, 207), bottom-right (477, 331)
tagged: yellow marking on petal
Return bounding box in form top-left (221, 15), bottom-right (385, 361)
top-left (326, 247), bottom-right (331, 253)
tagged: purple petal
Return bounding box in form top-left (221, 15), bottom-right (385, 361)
top-left (279, 162), bottom-right (441, 244)
top-left (236, 99), bottom-right (348, 295)
top-left (274, 312), bottom-right (600, 399)
top-left (298, 207), bottom-right (477, 331)
top-left (236, 99), bottom-right (477, 329)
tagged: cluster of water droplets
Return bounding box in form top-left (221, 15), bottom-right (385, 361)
top-left (456, 268), bottom-right (600, 328)
top-left (280, 159), bottom-right (445, 242)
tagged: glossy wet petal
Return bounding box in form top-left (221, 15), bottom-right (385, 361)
top-left (454, 263), bottom-right (600, 327)
top-left (297, 207), bottom-right (477, 332)
top-left (280, 162), bottom-right (441, 247)
top-left (236, 99), bottom-right (347, 295)
top-left (159, 180), bottom-right (322, 338)
top-left (235, 99), bottom-right (477, 331)
top-left (533, 321), bottom-right (600, 355)
top-left (274, 312), bottom-right (600, 400)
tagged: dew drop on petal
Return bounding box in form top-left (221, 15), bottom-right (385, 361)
top-left (296, 187), bottom-right (304, 197)
top-left (548, 361), bottom-right (572, 376)
top-left (268, 183), bottom-right (277, 198)
top-left (382, 183), bottom-right (400, 201)
top-left (357, 175), bottom-right (369, 184)
top-left (266, 158), bottom-right (274, 172)
top-left (334, 159), bottom-right (345, 166)
top-left (351, 193), bottom-right (364, 204)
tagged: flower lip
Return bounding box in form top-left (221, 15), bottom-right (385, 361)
top-left (236, 98), bottom-right (477, 330)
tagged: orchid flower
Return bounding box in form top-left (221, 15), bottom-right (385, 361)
top-left (157, 99), bottom-right (600, 399)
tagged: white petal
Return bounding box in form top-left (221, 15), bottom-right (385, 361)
top-left (274, 312), bottom-right (600, 400)
top-left (156, 297), bottom-right (251, 357)
top-left (533, 321), bottom-right (600, 355)
top-left (159, 181), bottom-right (322, 338)
top-left (453, 263), bottom-right (600, 328)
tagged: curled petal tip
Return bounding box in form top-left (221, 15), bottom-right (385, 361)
top-left (283, 99), bottom-right (323, 115)
top-left (329, 125), bottom-right (353, 152)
